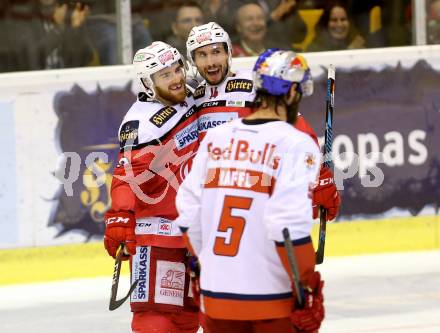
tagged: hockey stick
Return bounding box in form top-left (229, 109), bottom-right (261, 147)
top-left (109, 246), bottom-right (139, 311)
top-left (316, 65), bottom-right (336, 265)
top-left (282, 228), bottom-right (304, 308)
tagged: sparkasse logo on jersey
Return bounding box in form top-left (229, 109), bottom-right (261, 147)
top-left (132, 246), bottom-right (150, 302)
top-left (225, 79), bottom-right (253, 93)
top-left (149, 107), bottom-right (177, 127)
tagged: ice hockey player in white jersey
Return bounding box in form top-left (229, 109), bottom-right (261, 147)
top-left (186, 22), bottom-right (255, 140)
top-left (103, 41), bottom-right (199, 333)
top-left (186, 22), bottom-right (341, 226)
top-left (176, 49), bottom-right (325, 333)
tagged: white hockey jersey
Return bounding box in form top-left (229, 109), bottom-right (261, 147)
top-left (110, 93), bottom-right (199, 248)
top-left (176, 118), bottom-right (320, 320)
top-left (193, 69), bottom-right (255, 140)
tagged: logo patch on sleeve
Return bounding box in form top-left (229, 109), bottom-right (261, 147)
top-left (225, 79), bottom-right (253, 93)
top-left (119, 120), bottom-right (139, 148)
top-left (149, 107), bottom-right (177, 128)
top-left (305, 152), bottom-right (316, 169)
top-left (193, 86), bottom-right (206, 99)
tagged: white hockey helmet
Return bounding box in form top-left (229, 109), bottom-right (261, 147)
top-left (133, 41), bottom-right (184, 99)
top-left (186, 22), bottom-right (232, 68)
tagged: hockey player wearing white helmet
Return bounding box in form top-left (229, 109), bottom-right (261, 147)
top-left (104, 41), bottom-right (200, 333)
top-left (186, 22), bottom-right (255, 141)
top-left (176, 49), bottom-right (326, 333)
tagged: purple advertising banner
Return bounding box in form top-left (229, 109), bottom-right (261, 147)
top-left (302, 60), bottom-right (440, 219)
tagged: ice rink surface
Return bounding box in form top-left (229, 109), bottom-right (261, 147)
top-left (1, 251), bottom-right (440, 333)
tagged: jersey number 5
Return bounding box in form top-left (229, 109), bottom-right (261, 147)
top-left (213, 195), bottom-right (253, 257)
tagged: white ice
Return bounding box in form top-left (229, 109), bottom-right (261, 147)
top-left (1, 251), bottom-right (439, 333)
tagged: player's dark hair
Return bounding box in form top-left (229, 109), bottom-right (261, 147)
top-left (254, 89), bottom-right (300, 124)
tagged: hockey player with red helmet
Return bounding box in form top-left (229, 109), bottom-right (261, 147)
top-left (176, 49), bottom-right (326, 333)
top-left (103, 41), bottom-right (199, 333)
top-left (186, 22), bottom-right (340, 229)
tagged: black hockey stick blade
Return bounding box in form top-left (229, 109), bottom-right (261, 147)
top-left (316, 64), bottom-right (335, 265)
top-left (315, 207), bottom-right (327, 264)
top-left (109, 246), bottom-right (139, 311)
top-left (282, 228), bottom-right (304, 308)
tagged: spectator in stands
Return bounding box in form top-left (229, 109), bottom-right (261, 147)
top-left (17, 0), bottom-right (95, 70)
top-left (307, 0), bottom-right (365, 52)
top-left (428, 0), bottom-right (440, 44)
top-left (166, 1), bottom-right (204, 57)
top-left (142, 0), bottom-right (184, 42)
top-left (350, 1), bottom-right (387, 48)
top-left (86, 2), bottom-right (152, 65)
top-left (198, 0), bottom-right (237, 41)
top-left (264, 0), bottom-right (307, 50)
top-left (0, 0), bottom-right (29, 72)
top-left (232, 3), bottom-right (269, 57)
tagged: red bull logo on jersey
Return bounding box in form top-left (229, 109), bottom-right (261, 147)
top-left (207, 139), bottom-right (280, 170)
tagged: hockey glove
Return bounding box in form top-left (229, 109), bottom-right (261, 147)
top-left (104, 210), bottom-right (136, 259)
top-left (312, 166), bottom-right (341, 221)
top-left (291, 271), bottom-right (325, 332)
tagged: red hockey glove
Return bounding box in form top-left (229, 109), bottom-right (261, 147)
top-left (104, 210), bottom-right (136, 259)
top-left (291, 272), bottom-right (325, 332)
top-left (312, 166), bottom-right (341, 221)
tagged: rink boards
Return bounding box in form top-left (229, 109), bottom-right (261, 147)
top-left (1, 215), bottom-right (439, 285)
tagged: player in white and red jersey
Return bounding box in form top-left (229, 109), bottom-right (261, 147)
top-left (176, 49), bottom-right (326, 333)
top-left (186, 22), bottom-right (254, 140)
top-left (186, 22), bottom-right (340, 223)
top-left (103, 41), bottom-right (199, 333)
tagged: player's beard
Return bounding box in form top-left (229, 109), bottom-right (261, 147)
top-left (204, 64), bottom-right (229, 86)
top-left (155, 81), bottom-right (186, 104)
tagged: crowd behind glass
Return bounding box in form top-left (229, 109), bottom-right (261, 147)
top-left (1, 0), bottom-right (439, 73)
